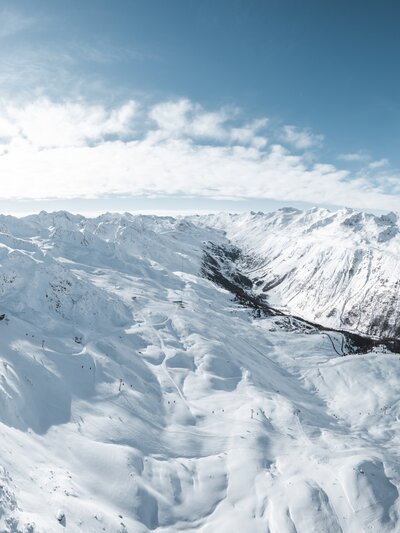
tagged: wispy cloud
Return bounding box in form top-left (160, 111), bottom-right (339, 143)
top-left (368, 158), bottom-right (389, 169)
top-left (0, 97), bottom-right (397, 211)
top-left (281, 125), bottom-right (324, 150)
top-left (338, 151), bottom-right (370, 163)
top-left (0, 21), bottom-right (145, 103)
top-left (0, 8), bottom-right (35, 39)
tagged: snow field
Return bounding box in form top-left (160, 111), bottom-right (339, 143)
top-left (0, 210), bottom-right (398, 531)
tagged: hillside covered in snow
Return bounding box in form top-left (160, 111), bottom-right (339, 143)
top-left (198, 207), bottom-right (400, 339)
top-left (0, 209), bottom-right (399, 532)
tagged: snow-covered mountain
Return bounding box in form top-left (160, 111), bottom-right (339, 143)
top-left (0, 209), bottom-right (399, 532)
top-left (198, 207), bottom-right (400, 339)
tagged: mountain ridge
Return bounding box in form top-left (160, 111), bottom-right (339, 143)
top-left (194, 207), bottom-right (400, 339)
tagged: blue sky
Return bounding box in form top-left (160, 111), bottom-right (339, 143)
top-left (0, 0), bottom-right (399, 214)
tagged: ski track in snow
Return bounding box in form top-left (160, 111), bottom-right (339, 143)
top-left (0, 209), bottom-right (398, 532)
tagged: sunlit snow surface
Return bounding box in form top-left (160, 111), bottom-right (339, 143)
top-left (0, 209), bottom-right (399, 532)
top-left (198, 208), bottom-right (400, 338)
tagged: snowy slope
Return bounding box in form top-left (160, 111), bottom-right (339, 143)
top-left (197, 208), bottom-right (400, 339)
top-left (0, 211), bottom-right (399, 532)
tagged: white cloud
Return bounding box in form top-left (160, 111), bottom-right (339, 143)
top-left (281, 125), bottom-right (324, 150)
top-left (368, 158), bottom-right (389, 169)
top-left (149, 99), bottom-right (192, 133)
top-left (0, 99), bottom-right (137, 148)
top-left (0, 97), bottom-right (397, 211)
top-left (149, 99), bottom-right (266, 147)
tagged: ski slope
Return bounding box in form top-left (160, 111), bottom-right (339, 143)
top-left (0, 210), bottom-right (399, 532)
